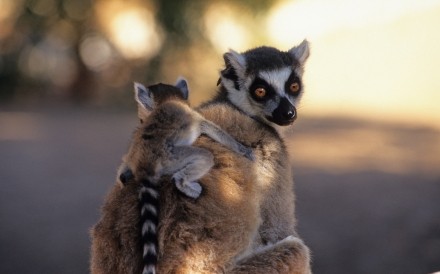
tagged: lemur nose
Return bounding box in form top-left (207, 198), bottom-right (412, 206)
top-left (285, 109), bottom-right (295, 119)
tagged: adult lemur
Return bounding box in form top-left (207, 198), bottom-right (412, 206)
top-left (91, 40), bottom-right (311, 274)
top-left (211, 40), bottom-right (310, 246)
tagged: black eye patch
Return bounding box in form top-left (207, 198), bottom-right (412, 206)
top-left (249, 78), bottom-right (276, 102)
top-left (284, 72), bottom-right (302, 97)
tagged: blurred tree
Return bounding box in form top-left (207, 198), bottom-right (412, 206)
top-left (0, 0), bottom-right (95, 102)
top-left (0, 0), bottom-right (279, 105)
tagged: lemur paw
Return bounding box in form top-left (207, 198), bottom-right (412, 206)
top-left (172, 177), bottom-right (202, 199)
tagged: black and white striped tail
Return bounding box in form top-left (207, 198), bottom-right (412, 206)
top-left (139, 179), bottom-right (160, 274)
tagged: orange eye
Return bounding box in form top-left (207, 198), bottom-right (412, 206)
top-left (290, 82), bottom-right (300, 93)
top-left (254, 87), bottom-right (266, 98)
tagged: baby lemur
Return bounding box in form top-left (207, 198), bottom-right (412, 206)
top-left (112, 78), bottom-right (253, 274)
top-left (121, 78), bottom-right (253, 198)
top-left (91, 40), bottom-right (312, 274)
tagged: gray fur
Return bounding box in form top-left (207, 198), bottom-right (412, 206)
top-left (134, 82), bottom-right (155, 111)
top-left (115, 80), bottom-right (254, 274)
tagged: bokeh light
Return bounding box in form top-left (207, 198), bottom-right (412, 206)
top-left (27, 0), bottom-right (57, 17)
top-left (96, 1), bottom-right (163, 61)
top-left (18, 35), bottom-right (78, 88)
top-left (109, 9), bottom-right (162, 60)
top-left (0, 0), bottom-right (24, 41)
top-left (79, 34), bottom-right (113, 72)
top-left (62, 0), bottom-right (91, 21)
top-left (203, 3), bottom-right (251, 52)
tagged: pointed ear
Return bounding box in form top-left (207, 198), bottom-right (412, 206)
top-left (288, 39), bottom-right (310, 65)
top-left (175, 77), bottom-right (189, 100)
top-left (134, 82), bottom-right (154, 111)
top-left (223, 49), bottom-right (246, 79)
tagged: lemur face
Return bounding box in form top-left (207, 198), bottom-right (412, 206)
top-left (220, 40), bottom-right (310, 126)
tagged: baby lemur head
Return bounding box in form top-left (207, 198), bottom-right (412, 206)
top-left (218, 40), bottom-right (310, 127)
top-left (118, 78), bottom-right (190, 185)
top-left (134, 77), bottom-right (189, 123)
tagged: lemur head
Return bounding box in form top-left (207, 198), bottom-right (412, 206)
top-left (134, 77), bottom-right (189, 123)
top-left (219, 40), bottom-right (310, 127)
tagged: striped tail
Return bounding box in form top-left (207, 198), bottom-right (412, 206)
top-left (139, 179), bottom-right (160, 274)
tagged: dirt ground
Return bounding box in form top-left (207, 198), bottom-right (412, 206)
top-left (1, 107), bottom-right (439, 274)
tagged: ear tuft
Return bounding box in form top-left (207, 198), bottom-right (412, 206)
top-left (289, 39), bottom-right (310, 65)
top-left (175, 77), bottom-right (189, 100)
top-left (221, 49), bottom-right (246, 90)
top-left (223, 49), bottom-right (246, 78)
top-left (134, 82), bottom-right (154, 111)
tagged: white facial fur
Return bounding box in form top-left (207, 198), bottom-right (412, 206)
top-left (223, 66), bottom-right (304, 122)
top-left (259, 67), bottom-right (304, 108)
top-left (222, 40), bottom-right (309, 126)
top-left (259, 67), bottom-right (291, 98)
top-left (259, 68), bottom-right (298, 116)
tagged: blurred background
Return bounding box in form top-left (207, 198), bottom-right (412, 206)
top-left (1, 0), bottom-right (439, 273)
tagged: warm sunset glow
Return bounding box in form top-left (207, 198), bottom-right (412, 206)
top-left (267, 0), bottom-right (440, 129)
top-left (0, 0), bottom-right (22, 21)
top-left (203, 3), bottom-right (251, 53)
top-left (110, 9), bottom-right (161, 59)
top-left (288, 127), bottom-right (440, 176)
top-left (95, 1), bottom-right (162, 60)
top-left (0, 0), bottom-right (24, 39)
top-left (267, 0), bottom-right (440, 46)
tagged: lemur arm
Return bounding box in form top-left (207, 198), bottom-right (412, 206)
top-left (199, 119), bottom-right (254, 160)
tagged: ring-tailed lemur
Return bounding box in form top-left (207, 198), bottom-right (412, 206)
top-left (91, 40), bottom-right (311, 274)
top-left (194, 39), bottom-right (312, 272)
top-left (158, 40), bottom-right (312, 272)
top-left (93, 78), bottom-right (253, 274)
top-left (214, 40), bottom-right (309, 239)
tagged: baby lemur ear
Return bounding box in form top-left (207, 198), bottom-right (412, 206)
top-left (288, 39), bottom-right (310, 66)
top-left (134, 82), bottom-right (155, 111)
top-left (175, 77), bottom-right (189, 100)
